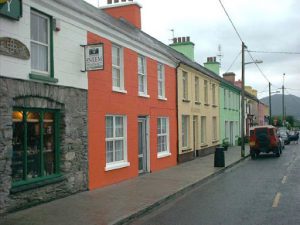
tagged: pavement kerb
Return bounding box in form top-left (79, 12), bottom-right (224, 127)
top-left (114, 153), bottom-right (250, 225)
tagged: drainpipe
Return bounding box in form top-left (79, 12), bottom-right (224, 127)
top-left (175, 62), bottom-right (181, 163)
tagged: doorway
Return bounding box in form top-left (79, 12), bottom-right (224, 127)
top-left (138, 117), bottom-right (149, 174)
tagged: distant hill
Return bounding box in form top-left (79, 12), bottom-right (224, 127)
top-left (260, 94), bottom-right (300, 122)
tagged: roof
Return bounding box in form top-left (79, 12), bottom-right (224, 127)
top-left (250, 125), bottom-right (276, 130)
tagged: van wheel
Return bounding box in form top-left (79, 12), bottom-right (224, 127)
top-left (251, 151), bottom-right (256, 160)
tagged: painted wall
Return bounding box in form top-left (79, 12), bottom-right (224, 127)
top-left (88, 32), bottom-right (177, 190)
top-left (0, 0), bottom-right (87, 89)
top-left (219, 84), bottom-right (240, 146)
top-left (177, 64), bottom-right (220, 162)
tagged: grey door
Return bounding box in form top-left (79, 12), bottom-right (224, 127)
top-left (138, 118), bottom-right (147, 174)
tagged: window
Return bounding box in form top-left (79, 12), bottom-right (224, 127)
top-left (157, 117), bottom-right (170, 157)
top-left (30, 10), bottom-right (56, 82)
top-left (105, 115), bottom-right (128, 169)
top-left (12, 109), bottom-right (60, 186)
top-left (204, 80), bottom-right (208, 104)
top-left (112, 45), bottom-right (124, 91)
top-left (212, 117), bottom-right (217, 140)
top-left (224, 89), bottom-right (227, 108)
top-left (182, 71), bottom-right (188, 100)
top-left (182, 115), bottom-right (189, 148)
top-left (212, 84), bottom-right (216, 105)
top-left (157, 63), bottom-right (165, 99)
top-left (195, 76), bottom-right (200, 103)
top-left (201, 116), bottom-right (206, 144)
top-left (229, 91), bottom-right (232, 109)
top-left (138, 55), bottom-right (147, 95)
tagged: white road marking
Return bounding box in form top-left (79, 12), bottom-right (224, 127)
top-left (282, 176), bottom-right (287, 184)
top-left (272, 192), bottom-right (282, 208)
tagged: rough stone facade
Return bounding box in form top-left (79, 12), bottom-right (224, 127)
top-left (0, 76), bottom-right (88, 214)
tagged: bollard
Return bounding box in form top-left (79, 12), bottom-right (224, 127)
top-left (214, 147), bottom-right (225, 167)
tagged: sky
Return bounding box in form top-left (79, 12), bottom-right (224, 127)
top-left (84, 0), bottom-right (300, 99)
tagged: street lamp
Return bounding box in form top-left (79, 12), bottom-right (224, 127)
top-left (240, 42), bottom-right (263, 157)
top-left (282, 73), bottom-right (286, 126)
top-left (269, 89), bottom-right (280, 125)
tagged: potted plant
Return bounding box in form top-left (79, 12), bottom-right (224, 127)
top-left (222, 138), bottom-right (229, 151)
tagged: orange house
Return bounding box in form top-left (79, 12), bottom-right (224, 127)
top-left (88, 1), bottom-right (178, 189)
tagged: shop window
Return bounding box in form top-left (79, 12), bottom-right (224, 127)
top-left (12, 108), bottom-right (60, 186)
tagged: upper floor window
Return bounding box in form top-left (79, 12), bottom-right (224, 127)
top-left (195, 76), bottom-right (200, 103)
top-left (112, 45), bottom-right (124, 91)
top-left (204, 80), bottom-right (208, 104)
top-left (182, 71), bottom-right (188, 100)
top-left (157, 63), bottom-right (165, 99)
top-left (138, 55), bottom-right (147, 96)
top-left (212, 83), bottom-right (216, 105)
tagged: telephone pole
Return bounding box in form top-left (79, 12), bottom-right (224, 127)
top-left (241, 42), bottom-right (246, 157)
top-left (282, 73), bottom-right (285, 126)
top-left (269, 82), bottom-right (272, 125)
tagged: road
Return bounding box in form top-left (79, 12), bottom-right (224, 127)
top-left (131, 144), bottom-right (300, 225)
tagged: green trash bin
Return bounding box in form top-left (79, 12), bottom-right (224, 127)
top-left (214, 147), bottom-right (225, 167)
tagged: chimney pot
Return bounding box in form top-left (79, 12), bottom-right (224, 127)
top-left (182, 37), bottom-right (186, 42)
top-left (114, 0), bottom-right (119, 3)
top-left (107, 0), bottom-right (112, 4)
top-left (187, 36), bottom-right (190, 42)
top-left (178, 37), bottom-right (181, 43)
top-left (121, 0), bottom-right (126, 2)
top-left (173, 38), bottom-right (177, 43)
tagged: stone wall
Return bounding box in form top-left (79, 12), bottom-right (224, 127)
top-left (0, 76), bottom-right (88, 214)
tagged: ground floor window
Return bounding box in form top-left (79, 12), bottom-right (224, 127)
top-left (182, 115), bottom-right (190, 148)
top-left (105, 115), bottom-right (127, 165)
top-left (12, 108), bottom-right (60, 185)
top-left (201, 116), bottom-right (206, 144)
top-left (157, 117), bottom-right (170, 156)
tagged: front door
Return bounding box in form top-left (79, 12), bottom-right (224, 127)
top-left (138, 117), bottom-right (148, 174)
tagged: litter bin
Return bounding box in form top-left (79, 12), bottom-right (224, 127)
top-left (214, 147), bottom-right (225, 167)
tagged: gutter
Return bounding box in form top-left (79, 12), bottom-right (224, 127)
top-left (175, 62), bottom-right (181, 163)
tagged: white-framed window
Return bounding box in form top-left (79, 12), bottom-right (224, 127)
top-left (201, 116), bottom-right (206, 144)
top-left (138, 55), bottom-right (147, 96)
top-left (204, 80), bottom-right (208, 104)
top-left (212, 116), bottom-right (217, 140)
top-left (157, 63), bottom-right (166, 99)
top-left (195, 76), bottom-right (200, 103)
top-left (30, 10), bottom-right (50, 76)
top-left (105, 115), bottom-right (129, 171)
top-left (212, 83), bottom-right (216, 105)
top-left (157, 117), bottom-right (170, 158)
top-left (182, 115), bottom-right (190, 148)
top-left (182, 71), bottom-right (188, 100)
top-left (112, 44), bottom-right (125, 91)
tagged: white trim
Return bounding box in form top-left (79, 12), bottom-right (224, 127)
top-left (138, 93), bottom-right (150, 98)
top-left (157, 63), bottom-right (165, 99)
top-left (157, 117), bottom-right (170, 155)
top-left (157, 152), bottom-right (171, 159)
top-left (112, 88), bottom-right (128, 94)
top-left (105, 161), bottom-right (130, 171)
top-left (112, 44), bottom-right (125, 91)
top-left (158, 97), bottom-right (167, 101)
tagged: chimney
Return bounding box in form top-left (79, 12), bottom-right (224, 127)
top-left (204, 56), bottom-right (220, 75)
top-left (102, 0), bottom-right (142, 29)
top-left (235, 79), bottom-right (242, 88)
top-left (223, 72), bottom-right (236, 84)
top-left (169, 36), bottom-right (195, 61)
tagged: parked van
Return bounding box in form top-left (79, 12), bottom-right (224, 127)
top-left (249, 125), bottom-right (282, 159)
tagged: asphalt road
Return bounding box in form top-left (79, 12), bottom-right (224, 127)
top-left (131, 143), bottom-right (300, 225)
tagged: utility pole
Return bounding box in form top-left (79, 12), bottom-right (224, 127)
top-left (282, 73), bottom-right (285, 126)
top-left (269, 82), bottom-right (272, 125)
top-left (241, 42), bottom-right (246, 157)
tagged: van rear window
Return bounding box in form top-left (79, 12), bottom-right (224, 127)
top-left (255, 128), bottom-right (268, 136)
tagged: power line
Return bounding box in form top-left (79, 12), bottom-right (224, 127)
top-left (225, 50), bottom-right (241, 73)
top-left (249, 50), bottom-right (300, 55)
top-left (218, 0), bottom-right (243, 43)
top-left (246, 50), bottom-right (270, 83)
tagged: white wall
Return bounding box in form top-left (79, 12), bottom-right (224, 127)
top-left (0, 0), bottom-right (88, 89)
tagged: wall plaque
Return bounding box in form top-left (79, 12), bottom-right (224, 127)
top-left (0, 37), bottom-right (30, 60)
top-left (0, 0), bottom-right (22, 20)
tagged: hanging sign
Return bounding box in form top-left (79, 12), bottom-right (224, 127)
top-left (0, 37), bottom-right (30, 59)
top-left (84, 43), bottom-right (104, 71)
top-left (0, 0), bottom-right (22, 20)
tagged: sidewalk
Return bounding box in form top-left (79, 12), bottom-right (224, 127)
top-left (0, 146), bottom-right (249, 225)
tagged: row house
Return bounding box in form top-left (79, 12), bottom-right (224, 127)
top-left (169, 38), bottom-right (220, 162)
top-left (0, 0), bottom-right (89, 213)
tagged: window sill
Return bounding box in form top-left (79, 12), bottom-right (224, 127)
top-left (113, 88), bottom-right (128, 94)
top-left (158, 97), bottom-right (167, 101)
top-left (204, 103), bottom-right (210, 106)
top-left (212, 140), bottom-right (219, 144)
top-left (201, 144), bottom-right (208, 148)
top-left (11, 174), bottom-right (64, 194)
top-left (105, 161), bottom-right (130, 171)
top-left (157, 151), bottom-right (171, 158)
top-left (29, 73), bottom-right (58, 83)
top-left (195, 101), bottom-right (201, 105)
top-left (138, 93), bottom-right (150, 98)
top-left (212, 105), bottom-right (218, 108)
top-left (181, 148), bottom-right (192, 153)
top-left (182, 99), bottom-right (190, 103)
